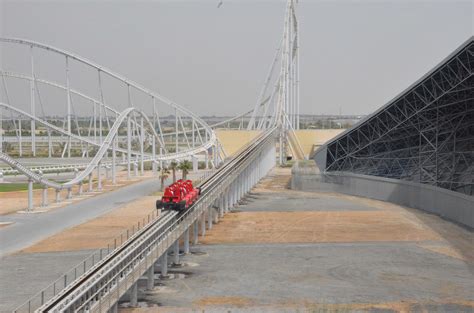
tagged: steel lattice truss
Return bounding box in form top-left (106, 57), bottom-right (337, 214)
top-left (317, 38), bottom-right (474, 196)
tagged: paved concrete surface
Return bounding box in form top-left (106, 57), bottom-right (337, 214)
top-left (121, 168), bottom-right (473, 313)
top-left (0, 176), bottom-right (168, 256)
top-left (0, 250), bottom-right (94, 312)
top-left (126, 243), bottom-right (473, 312)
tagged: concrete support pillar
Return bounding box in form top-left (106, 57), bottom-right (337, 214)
top-left (41, 187), bottom-right (48, 207)
top-left (97, 164), bottom-right (102, 191)
top-left (88, 173), bottom-right (93, 192)
top-left (208, 207), bottom-right (213, 230)
top-left (160, 252), bottom-right (168, 278)
top-left (201, 212), bottom-right (206, 237)
top-left (205, 152), bottom-right (209, 170)
top-left (109, 302), bottom-right (118, 313)
top-left (67, 188), bottom-right (72, 199)
top-left (225, 192), bottom-right (229, 213)
top-left (184, 227), bottom-right (190, 254)
top-left (146, 266), bottom-right (154, 290)
top-left (214, 207), bottom-right (219, 223)
top-left (130, 282), bottom-right (138, 307)
top-left (55, 188), bottom-right (61, 203)
top-left (140, 117), bottom-right (144, 176)
top-left (27, 179), bottom-right (33, 211)
top-left (127, 117), bottom-right (131, 179)
top-left (78, 183), bottom-right (83, 195)
top-left (193, 220), bottom-right (199, 245)
top-left (112, 137), bottom-right (117, 184)
top-left (173, 240), bottom-right (180, 265)
top-left (219, 196), bottom-right (224, 218)
top-left (134, 162), bottom-right (138, 177)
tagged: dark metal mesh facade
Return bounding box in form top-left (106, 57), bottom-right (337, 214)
top-left (323, 39), bottom-right (474, 196)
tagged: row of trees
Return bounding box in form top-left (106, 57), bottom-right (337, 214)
top-left (159, 160), bottom-right (193, 191)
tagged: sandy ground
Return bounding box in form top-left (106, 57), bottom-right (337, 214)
top-left (215, 129), bottom-right (344, 159)
top-left (293, 129), bottom-right (345, 156)
top-left (215, 130), bottom-right (261, 156)
top-left (118, 167), bottom-right (473, 313)
top-left (20, 195), bottom-right (161, 253)
top-left (200, 210), bottom-right (442, 245)
top-left (0, 170), bottom-right (156, 215)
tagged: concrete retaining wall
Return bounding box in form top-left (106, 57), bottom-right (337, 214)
top-left (291, 162), bottom-right (474, 229)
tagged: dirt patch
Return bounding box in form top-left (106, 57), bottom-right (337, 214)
top-left (201, 211), bottom-right (441, 245)
top-left (21, 195), bottom-right (160, 253)
top-left (193, 296), bottom-right (254, 307)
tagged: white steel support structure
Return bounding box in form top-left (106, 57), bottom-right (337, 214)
top-left (23, 127), bottom-right (277, 313)
top-left (245, 0), bottom-right (303, 164)
top-left (0, 38), bottom-right (218, 212)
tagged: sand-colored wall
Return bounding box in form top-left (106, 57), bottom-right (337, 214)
top-left (215, 130), bottom-right (261, 157)
top-left (294, 129), bottom-right (345, 157)
top-left (215, 129), bottom-right (344, 158)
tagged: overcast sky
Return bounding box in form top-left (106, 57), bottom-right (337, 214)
top-left (1, 0), bottom-right (472, 116)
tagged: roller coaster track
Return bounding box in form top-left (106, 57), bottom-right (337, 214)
top-left (12, 126), bottom-right (277, 313)
top-left (0, 105), bottom-right (215, 189)
top-left (0, 37), bottom-right (219, 192)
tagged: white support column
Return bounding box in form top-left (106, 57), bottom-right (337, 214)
top-left (112, 136), bottom-right (117, 185)
top-left (175, 108), bottom-right (178, 153)
top-left (88, 173), bottom-right (93, 192)
top-left (219, 196), bottom-right (224, 218)
top-left (173, 239), bottom-right (180, 266)
top-left (97, 163), bottom-right (102, 191)
top-left (55, 189), bottom-right (61, 203)
top-left (110, 302), bottom-right (118, 313)
top-left (18, 118), bottom-right (22, 157)
top-left (146, 266), bottom-right (154, 290)
top-left (30, 46), bottom-right (36, 157)
top-left (127, 117), bottom-right (131, 179)
top-left (152, 137), bottom-right (156, 174)
top-left (213, 200), bottom-right (219, 224)
top-left (184, 227), bottom-right (190, 254)
top-left (27, 179), bottom-right (33, 211)
top-left (208, 207), bottom-right (213, 230)
top-left (201, 212), bottom-right (206, 237)
top-left (213, 145), bottom-right (218, 168)
top-left (160, 252), bottom-right (168, 278)
top-left (140, 117), bottom-right (144, 176)
top-left (65, 56), bottom-right (72, 158)
top-left (67, 188), bottom-right (72, 199)
top-left (130, 282), bottom-right (138, 307)
top-left (193, 220), bottom-right (199, 245)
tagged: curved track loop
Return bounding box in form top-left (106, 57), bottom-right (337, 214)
top-left (0, 37), bottom-right (219, 190)
top-left (0, 105), bottom-right (214, 189)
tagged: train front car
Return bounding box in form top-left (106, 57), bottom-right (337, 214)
top-left (156, 180), bottom-right (200, 212)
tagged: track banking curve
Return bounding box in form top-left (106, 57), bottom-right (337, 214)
top-left (0, 37), bottom-right (218, 191)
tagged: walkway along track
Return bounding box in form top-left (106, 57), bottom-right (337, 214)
top-left (16, 127), bottom-right (277, 313)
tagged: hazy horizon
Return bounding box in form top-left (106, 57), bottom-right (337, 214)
top-left (1, 0), bottom-right (472, 117)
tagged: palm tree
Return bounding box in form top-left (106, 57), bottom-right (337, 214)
top-left (169, 161), bottom-right (178, 183)
top-left (159, 167), bottom-right (170, 191)
top-left (178, 160), bottom-right (192, 180)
